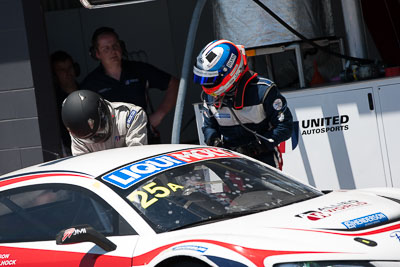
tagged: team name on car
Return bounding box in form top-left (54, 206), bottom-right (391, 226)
top-left (102, 148), bottom-right (238, 189)
top-left (295, 200), bottom-right (368, 221)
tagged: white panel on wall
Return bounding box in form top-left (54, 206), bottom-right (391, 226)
top-left (282, 83), bottom-right (387, 190)
top-left (377, 82), bottom-right (400, 187)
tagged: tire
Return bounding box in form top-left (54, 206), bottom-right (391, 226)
top-left (157, 257), bottom-right (209, 267)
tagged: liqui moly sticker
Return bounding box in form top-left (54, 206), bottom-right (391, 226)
top-left (102, 148), bottom-right (238, 189)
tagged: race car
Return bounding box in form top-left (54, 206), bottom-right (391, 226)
top-left (0, 144), bottom-right (400, 267)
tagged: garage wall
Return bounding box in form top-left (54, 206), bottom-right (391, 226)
top-left (0, 0), bottom-right (44, 175)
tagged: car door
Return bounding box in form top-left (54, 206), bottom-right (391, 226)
top-left (0, 183), bottom-right (138, 266)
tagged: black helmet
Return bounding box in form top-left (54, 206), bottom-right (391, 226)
top-left (61, 90), bottom-right (112, 143)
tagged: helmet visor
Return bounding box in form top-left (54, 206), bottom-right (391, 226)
top-left (193, 65), bottom-right (221, 86)
top-left (81, 104), bottom-right (111, 144)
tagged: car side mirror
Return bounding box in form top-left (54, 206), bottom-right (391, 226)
top-left (56, 224), bottom-right (117, 252)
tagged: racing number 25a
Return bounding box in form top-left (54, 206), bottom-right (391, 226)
top-left (127, 182), bottom-right (184, 209)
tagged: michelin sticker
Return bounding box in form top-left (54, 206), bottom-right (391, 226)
top-left (342, 212), bottom-right (388, 229)
top-left (102, 147), bottom-right (238, 189)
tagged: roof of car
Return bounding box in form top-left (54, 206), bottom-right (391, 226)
top-left (0, 144), bottom-right (202, 180)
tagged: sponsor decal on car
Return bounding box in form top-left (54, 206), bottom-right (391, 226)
top-left (390, 231), bottom-right (400, 242)
top-left (342, 212), bottom-right (388, 229)
top-left (127, 181), bottom-right (184, 209)
top-left (172, 245), bottom-right (208, 253)
top-left (0, 254), bottom-right (16, 266)
top-left (62, 227), bottom-right (87, 242)
top-left (102, 147), bottom-right (238, 189)
top-left (295, 200), bottom-right (368, 221)
top-left (62, 228), bottom-right (76, 242)
top-left (280, 222), bottom-right (400, 237)
top-left (0, 260), bottom-right (16, 266)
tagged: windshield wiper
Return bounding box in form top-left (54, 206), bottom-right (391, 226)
top-left (169, 209), bottom-right (269, 231)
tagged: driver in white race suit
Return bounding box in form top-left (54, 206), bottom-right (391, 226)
top-left (193, 40), bottom-right (293, 169)
top-left (61, 90), bottom-right (147, 156)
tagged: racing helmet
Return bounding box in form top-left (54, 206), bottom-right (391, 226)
top-left (193, 40), bottom-right (248, 96)
top-left (61, 90), bottom-right (112, 143)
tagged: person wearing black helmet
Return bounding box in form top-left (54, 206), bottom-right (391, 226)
top-left (61, 90), bottom-right (147, 156)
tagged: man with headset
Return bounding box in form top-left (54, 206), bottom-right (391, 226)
top-left (193, 40), bottom-right (293, 169)
top-left (80, 27), bottom-right (179, 143)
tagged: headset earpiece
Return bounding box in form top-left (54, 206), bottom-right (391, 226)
top-left (238, 45), bottom-right (247, 66)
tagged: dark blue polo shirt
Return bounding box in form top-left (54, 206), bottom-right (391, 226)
top-left (80, 60), bottom-right (171, 111)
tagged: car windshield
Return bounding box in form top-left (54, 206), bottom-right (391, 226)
top-left (124, 157), bottom-right (322, 232)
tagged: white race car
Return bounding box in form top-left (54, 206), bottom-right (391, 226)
top-left (1, 144), bottom-right (400, 267)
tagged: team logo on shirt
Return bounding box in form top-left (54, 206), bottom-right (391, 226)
top-left (273, 98), bottom-right (283, 110)
top-left (125, 78), bottom-right (139, 85)
top-left (126, 110), bottom-right (137, 128)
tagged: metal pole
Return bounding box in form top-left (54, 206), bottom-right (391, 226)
top-left (340, 0), bottom-right (368, 59)
top-left (171, 0), bottom-right (207, 144)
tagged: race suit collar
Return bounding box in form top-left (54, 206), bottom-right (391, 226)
top-left (233, 70), bottom-right (258, 109)
top-left (212, 71), bottom-right (258, 109)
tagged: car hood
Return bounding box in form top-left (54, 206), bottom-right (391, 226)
top-left (189, 188), bottom-right (400, 231)
top-left (146, 188), bottom-right (400, 263)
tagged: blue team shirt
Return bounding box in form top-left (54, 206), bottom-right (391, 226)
top-left (81, 60), bottom-right (171, 111)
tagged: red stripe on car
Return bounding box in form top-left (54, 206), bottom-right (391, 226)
top-left (0, 246), bottom-right (130, 266)
top-left (132, 239), bottom-right (340, 266)
top-left (0, 173), bottom-right (92, 187)
top-left (278, 222), bottom-right (400, 236)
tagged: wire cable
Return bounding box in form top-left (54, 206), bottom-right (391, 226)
top-left (251, 0), bottom-right (375, 64)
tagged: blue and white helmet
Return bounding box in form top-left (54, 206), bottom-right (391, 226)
top-left (193, 40), bottom-right (248, 97)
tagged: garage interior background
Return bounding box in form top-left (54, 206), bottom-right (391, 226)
top-left (0, 0), bottom-right (397, 175)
